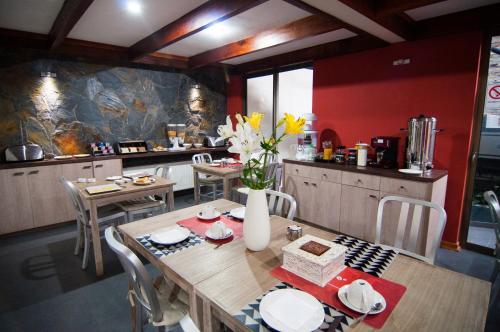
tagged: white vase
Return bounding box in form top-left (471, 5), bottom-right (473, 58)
top-left (243, 188), bottom-right (271, 251)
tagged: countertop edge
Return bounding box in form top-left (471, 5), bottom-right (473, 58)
top-left (283, 159), bottom-right (448, 183)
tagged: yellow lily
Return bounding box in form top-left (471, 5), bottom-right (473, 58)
top-left (244, 112), bottom-right (264, 132)
top-left (283, 113), bottom-right (306, 135)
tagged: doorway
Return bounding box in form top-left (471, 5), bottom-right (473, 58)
top-left (464, 35), bottom-right (500, 253)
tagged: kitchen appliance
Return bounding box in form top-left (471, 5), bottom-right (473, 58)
top-left (369, 137), bottom-right (399, 169)
top-left (403, 115), bottom-right (442, 171)
top-left (204, 136), bottom-right (225, 147)
top-left (4, 143), bottom-right (44, 162)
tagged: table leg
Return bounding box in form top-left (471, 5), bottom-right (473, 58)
top-left (189, 289), bottom-right (200, 328)
top-left (167, 187), bottom-right (175, 212)
top-left (222, 176), bottom-right (230, 200)
top-left (202, 299), bottom-right (220, 332)
top-left (89, 201), bottom-right (104, 276)
top-left (194, 170), bottom-right (200, 204)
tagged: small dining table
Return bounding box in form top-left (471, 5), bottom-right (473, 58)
top-left (192, 163), bottom-right (243, 204)
top-left (76, 177), bottom-right (175, 276)
top-left (118, 199), bottom-right (491, 332)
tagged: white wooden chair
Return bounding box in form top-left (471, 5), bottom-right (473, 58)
top-left (237, 188), bottom-right (297, 220)
top-left (483, 190), bottom-right (500, 302)
top-left (375, 195), bottom-right (447, 265)
top-left (231, 162), bottom-right (284, 203)
top-left (116, 166), bottom-right (173, 222)
top-left (104, 227), bottom-right (199, 332)
top-left (192, 153), bottom-right (223, 201)
top-left (61, 177), bottom-right (127, 269)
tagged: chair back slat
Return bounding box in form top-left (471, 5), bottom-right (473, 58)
top-left (60, 177), bottom-right (89, 226)
top-left (394, 202), bottom-right (410, 248)
top-left (376, 195), bottom-right (446, 264)
top-left (104, 227), bottom-right (163, 322)
top-left (154, 165), bottom-right (172, 179)
top-left (268, 194), bottom-right (277, 215)
top-left (275, 196), bottom-right (285, 217)
top-left (407, 205), bottom-right (423, 253)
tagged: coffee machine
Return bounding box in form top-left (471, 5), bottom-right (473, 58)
top-left (369, 137), bottom-right (399, 168)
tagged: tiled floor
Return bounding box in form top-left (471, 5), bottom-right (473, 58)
top-left (0, 193), bottom-right (498, 332)
top-left (468, 226), bottom-right (497, 249)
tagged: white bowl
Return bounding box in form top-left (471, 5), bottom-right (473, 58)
top-left (194, 143), bottom-right (203, 148)
top-left (183, 143), bottom-right (192, 149)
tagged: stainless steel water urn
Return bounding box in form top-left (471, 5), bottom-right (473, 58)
top-left (405, 115), bottom-right (440, 171)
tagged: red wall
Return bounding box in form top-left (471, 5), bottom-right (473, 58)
top-left (227, 74), bottom-right (244, 126)
top-left (313, 31), bottom-right (483, 246)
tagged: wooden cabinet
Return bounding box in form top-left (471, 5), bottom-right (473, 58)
top-left (339, 185), bottom-right (380, 242)
top-left (26, 165), bottom-right (68, 227)
top-left (285, 175), bottom-right (313, 221)
top-left (61, 162), bottom-right (94, 220)
top-left (316, 181), bottom-right (342, 231)
top-left (342, 171), bottom-right (380, 190)
top-left (0, 168), bottom-right (34, 234)
top-left (93, 159), bottom-right (122, 180)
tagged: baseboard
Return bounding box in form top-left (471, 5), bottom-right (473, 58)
top-left (440, 240), bottom-right (461, 251)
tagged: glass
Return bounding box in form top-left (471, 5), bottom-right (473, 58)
top-left (247, 75), bottom-right (274, 138)
top-left (166, 124), bottom-right (176, 139)
top-left (176, 124), bottom-right (186, 144)
top-left (322, 141), bottom-right (333, 160)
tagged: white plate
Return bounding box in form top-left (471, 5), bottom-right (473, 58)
top-left (209, 163), bottom-right (221, 167)
top-left (229, 207), bottom-right (245, 220)
top-left (205, 228), bottom-right (233, 240)
top-left (149, 226), bottom-right (190, 245)
top-left (260, 289), bottom-right (325, 332)
top-left (337, 285), bottom-right (386, 314)
top-left (73, 154), bottom-right (90, 158)
top-left (133, 178), bottom-right (156, 186)
top-left (54, 155), bottom-right (72, 160)
top-left (398, 168), bottom-right (423, 175)
top-left (106, 176), bottom-right (122, 181)
top-left (197, 211), bottom-right (222, 221)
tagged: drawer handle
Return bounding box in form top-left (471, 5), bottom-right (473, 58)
top-left (95, 164), bottom-right (103, 168)
top-left (28, 170), bottom-right (39, 175)
top-left (357, 179), bottom-right (363, 183)
top-left (400, 185), bottom-right (405, 189)
top-left (83, 165), bottom-right (92, 169)
top-left (295, 169), bottom-right (299, 173)
top-left (322, 173), bottom-right (327, 178)
top-left (304, 181), bottom-right (309, 185)
top-left (13, 172), bottom-right (24, 176)
top-left (311, 183), bottom-right (317, 187)
top-left (369, 194), bottom-right (377, 199)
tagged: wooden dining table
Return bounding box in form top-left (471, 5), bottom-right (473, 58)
top-left (192, 163), bottom-right (242, 204)
top-left (76, 176), bottom-right (175, 276)
top-left (118, 199), bottom-right (491, 332)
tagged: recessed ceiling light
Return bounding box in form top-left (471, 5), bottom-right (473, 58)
top-left (125, 0), bottom-right (142, 15)
top-left (205, 21), bottom-right (233, 39)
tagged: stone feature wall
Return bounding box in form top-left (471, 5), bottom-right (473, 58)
top-left (0, 52), bottom-right (227, 155)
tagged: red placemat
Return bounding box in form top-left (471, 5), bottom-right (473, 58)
top-left (271, 266), bottom-right (406, 329)
top-left (177, 215), bottom-right (243, 243)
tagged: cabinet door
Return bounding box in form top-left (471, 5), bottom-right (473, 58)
top-left (61, 162), bottom-right (94, 220)
top-left (93, 159), bottom-right (122, 180)
top-left (339, 185), bottom-right (380, 242)
top-left (284, 175), bottom-right (312, 221)
top-left (0, 168), bottom-right (34, 234)
top-left (27, 165), bottom-right (68, 227)
top-left (315, 181), bottom-right (342, 231)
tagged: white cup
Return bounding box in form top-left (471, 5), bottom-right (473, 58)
top-left (209, 221), bottom-right (227, 239)
top-left (347, 279), bottom-right (374, 310)
top-left (77, 178), bottom-right (87, 183)
top-left (201, 205), bottom-right (216, 219)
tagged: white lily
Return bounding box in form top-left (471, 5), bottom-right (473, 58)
top-left (216, 115), bottom-right (234, 142)
top-left (228, 122), bottom-right (261, 163)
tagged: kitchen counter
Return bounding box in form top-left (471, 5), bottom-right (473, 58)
top-left (283, 159), bottom-right (447, 183)
top-left (0, 147), bottom-right (229, 169)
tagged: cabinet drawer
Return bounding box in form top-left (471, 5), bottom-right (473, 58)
top-left (310, 167), bottom-right (341, 183)
top-left (341, 172), bottom-right (380, 190)
top-left (286, 164), bottom-right (312, 178)
top-left (380, 177), bottom-right (431, 199)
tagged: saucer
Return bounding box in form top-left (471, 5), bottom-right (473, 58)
top-left (337, 285), bottom-right (386, 314)
top-left (197, 210), bottom-right (221, 221)
top-left (229, 207), bottom-right (245, 220)
top-left (205, 228), bottom-right (233, 240)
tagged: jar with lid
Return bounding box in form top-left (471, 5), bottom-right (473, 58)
top-left (176, 124), bottom-right (186, 144)
top-left (166, 124), bottom-right (177, 139)
top-left (347, 148), bottom-right (357, 165)
top-left (334, 145), bottom-right (346, 164)
top-left (355, 143), bottom-right (369, 166)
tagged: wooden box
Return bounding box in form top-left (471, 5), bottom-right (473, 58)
top-left (282, 234), bottom-right (347, 287)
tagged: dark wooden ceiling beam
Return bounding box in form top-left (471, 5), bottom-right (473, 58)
top-left (336, 0), bottom-right (415, 40)
top-left (189, 15), bottom-right (343, 68)
top-left (128, 0), bottom-right (268, 61)
top-left (48, 0), bottom-right (94, 50)
top-left (234, 34), bottom-right (387, 74)
top-left (374, 0), bottom-right (446, 17)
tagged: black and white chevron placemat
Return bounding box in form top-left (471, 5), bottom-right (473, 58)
top-left (332, 235), bottom-right (398, 277)
top-left (136, 232), bottom-right (204, 258)
top-left (233, 282), bottom-right (354, 332)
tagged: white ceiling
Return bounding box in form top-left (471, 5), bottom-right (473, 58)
top-left (405, 0), bottom-right (500, 21)
top-left (68, 0), bottom-right (208, 47)
top-left (158, 0), bottom-right (309, 57)
top-left (301, 0), bottom-right (405, 43)
top-left (0, 0), bottom-right (64, 34)
top-left (222, 29), bottom-right (357, 65)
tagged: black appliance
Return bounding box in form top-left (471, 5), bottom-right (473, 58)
top-left (369, 136), bottom-right (399, 169)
